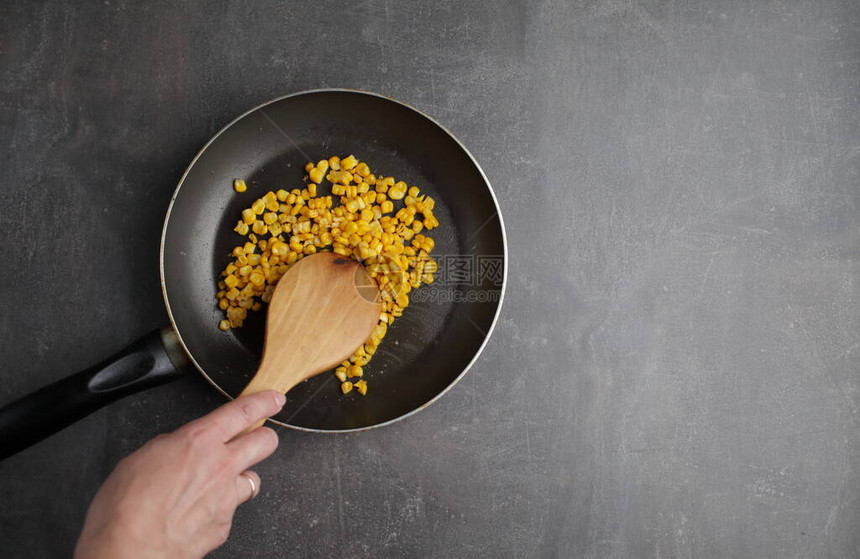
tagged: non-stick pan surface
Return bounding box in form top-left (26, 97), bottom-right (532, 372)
top-left (162, 89), bottom-right (506, 431)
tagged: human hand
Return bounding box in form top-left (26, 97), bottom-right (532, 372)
top-left (74, 391), bottom-right (285, 559)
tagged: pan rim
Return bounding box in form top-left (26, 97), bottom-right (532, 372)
top-left (159, 87), bottom-right (508, 432)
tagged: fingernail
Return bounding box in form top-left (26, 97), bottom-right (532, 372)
top-left (274, 392), bottom-right (286, 408)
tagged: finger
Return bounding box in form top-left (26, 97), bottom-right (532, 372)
top-left (227, 426), bottom-right (280, 473)
top-left (236, 470), bottom-right (261, 503)
top-left (187, 391), bottom-right (285, 442)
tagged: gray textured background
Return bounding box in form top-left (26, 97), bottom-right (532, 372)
top-left (1, 0), bottom-right (859, 557)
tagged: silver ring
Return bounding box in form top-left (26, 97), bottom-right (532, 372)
top-left (240, 472), bottom-right (257, 500)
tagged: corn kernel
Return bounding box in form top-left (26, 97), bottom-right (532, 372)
top-left (233, 179), bottom-right (247, 193)
top-left (252, 221), bottom-right (268, 235)
top-left (341, 154), bottom-right (358, 170)
top-left (341, 381), bottom-right (353, 394)
top-left (395, 292), bottom-right (409, 308)
top-left (355, 380), bottom-right (367, 395)
top-left (249, 271), bottom-right (265, 286)
top-left (270, 241), bottom-right (289, 256)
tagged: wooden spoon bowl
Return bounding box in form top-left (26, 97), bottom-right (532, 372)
top-left (239, 252), bottom-right (381, 428)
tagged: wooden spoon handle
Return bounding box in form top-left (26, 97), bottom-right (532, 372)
top-left (235, 363), bottom-right (303, 435)
top-left (235, 384), bottom-right (282, 435)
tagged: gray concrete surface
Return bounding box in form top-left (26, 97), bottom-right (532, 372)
top-left (1, 0), bottom-right (859, 557)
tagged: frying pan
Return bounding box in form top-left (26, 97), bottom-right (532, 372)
top-left (0, 89), bottom-right (506, 460)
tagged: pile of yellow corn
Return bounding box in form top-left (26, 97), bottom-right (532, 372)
top-left (216, 156), bottom-right (439, 396)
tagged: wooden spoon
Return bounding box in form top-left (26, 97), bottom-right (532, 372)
top-left (239, 252), bottom-right (381, 431)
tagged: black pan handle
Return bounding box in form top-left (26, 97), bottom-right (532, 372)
top-left (0, 328), bottom-right (189, 460)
